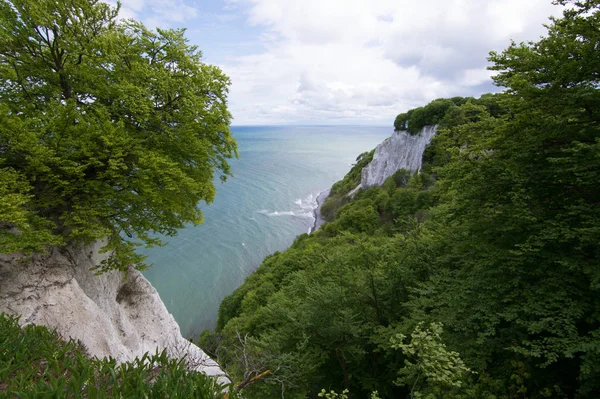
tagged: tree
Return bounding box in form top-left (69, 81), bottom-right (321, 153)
top-left (424, 1), bottom-right (600, 395)
top-left (0, 0), bottom-right (237, 271)
top-left (390, 322), bottom-right (472, 398)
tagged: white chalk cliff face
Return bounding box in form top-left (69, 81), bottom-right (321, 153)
top-left (349, 125), bottom-right (437, 195)
top-left (0, 240), bottom-right (229, 385)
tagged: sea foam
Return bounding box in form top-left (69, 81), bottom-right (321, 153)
top-left (257, 193), bottom-right (318, 220)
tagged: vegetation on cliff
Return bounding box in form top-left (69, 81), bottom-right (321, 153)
top-left (202, 2), bottom-right (600, 398)
top-left (0, 0), bottom-right (237, 272)
top-left (319, 149), bottom-right (374, 222)
top-left (0, 313), bottom-right (237, 398)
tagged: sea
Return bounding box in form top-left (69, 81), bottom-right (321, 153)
top-left (141, 125), bottom-right (391, 338)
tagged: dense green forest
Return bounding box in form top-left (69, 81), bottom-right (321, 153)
top-left (201, 2), bottom-right (600, 398)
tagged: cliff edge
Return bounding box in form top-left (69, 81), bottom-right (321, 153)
top-left (0, 241), bottom-right (229, 384)
top-left (362, 125), bottom-right (437, 187)
top-left (348, 125), bottom-right (437, 196)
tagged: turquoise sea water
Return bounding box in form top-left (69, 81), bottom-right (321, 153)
top-left (141, 126), bottom-right (391, 338)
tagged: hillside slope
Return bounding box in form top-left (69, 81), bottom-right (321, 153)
top-left (202, 6), bottom-right (600, 394)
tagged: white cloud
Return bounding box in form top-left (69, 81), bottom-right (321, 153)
top-left (106, 0), bottom-right (198, 27)
top-left (222, 0), bottom-right (562, 124)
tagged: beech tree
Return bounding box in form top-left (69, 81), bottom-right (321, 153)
top-left (0, 0), bottom-right (237, 271)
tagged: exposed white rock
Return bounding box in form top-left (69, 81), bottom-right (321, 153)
top-left (349, 126), bottom-right (437, 196)
top-left (0, 240), bottom-right (229, 385)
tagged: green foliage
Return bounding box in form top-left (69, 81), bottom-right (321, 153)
top-left (0, 0), bottom-right (237, 271)
top-left (323, 199), bottom-right (381, 235)
top-left (390, 322), bottom-right (472, 397)
top-left (205, 2), bottom-right (600, 398)
top-left (0, 313), bottom-right (237, 398)
top-left (394, 94), bottom-right (508, 137)
top-left (394, 98), bottom-right (456, 134)
top-left (317, 389), bottom-right (381, 399)
top-left (332, 151), bottom-right (374, 197)
top-left (320, 150), bottom-right (375, 221)
top-left (0, 169), bottom-right (62, 253)
top-left (318, 388), bottom-right (349, 398)
top-left (391, 168), bottom-right (412, 188)
top-left (388, 188), bottom-right (418, 221)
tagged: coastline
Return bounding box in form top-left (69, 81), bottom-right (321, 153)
top-left (142, 126), bottom-right (392, 336)
top-left (310, 188), bottom-right (331, 234)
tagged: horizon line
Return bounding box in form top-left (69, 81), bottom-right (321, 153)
top-left (230, 123), bottom-right (392, 127)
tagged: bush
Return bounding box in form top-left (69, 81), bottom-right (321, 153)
top-left (324, 199), bottom-right (381, 235)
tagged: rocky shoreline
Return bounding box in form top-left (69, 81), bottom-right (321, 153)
top-left (310, 188), bottom-right (331, 233)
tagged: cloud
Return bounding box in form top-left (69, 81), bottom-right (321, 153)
top-left (105, 0), bottom-right (198, 27)
top-left (221, 0), bottom-right (562, 124)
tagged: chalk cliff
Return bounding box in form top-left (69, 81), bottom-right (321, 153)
top-left (0, 240), bottom-right (229, 384)
top-left (349, 125), bottom-right (437, 195)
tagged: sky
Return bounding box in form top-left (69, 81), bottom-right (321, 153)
top-left (112, 0), bottom-right (563, 125)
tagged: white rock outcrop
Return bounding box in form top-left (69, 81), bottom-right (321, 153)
top-left (0, 240), bottom-right (229, 385)
top-left (362, 125), bottom-right (438, 187)
top-left (349, 125), bottom-right (437, 196)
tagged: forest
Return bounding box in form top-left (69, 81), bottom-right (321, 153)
top-left (200, 2), bottom-right (600, 398)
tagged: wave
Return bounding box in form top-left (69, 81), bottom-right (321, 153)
top-left (294, 193), bottom-right (316, 209)
top-left (258, 210), bottom-right (315, 218)
top-left (268, 211), bottom-right (296, 217)
top-left (257, 192), bottom-right (319, 221)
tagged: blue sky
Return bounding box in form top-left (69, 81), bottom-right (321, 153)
top-left (113, 0), bottom-right (563, 125)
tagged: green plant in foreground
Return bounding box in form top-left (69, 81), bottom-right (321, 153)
top-left (0, 313), bottom-right (237, 398)
top-left (391, 322), bottom-right (472, 398)
top-left (317, 388), bottom-right (381, 399)
top-left (318, 388), bottom-right (349, 399)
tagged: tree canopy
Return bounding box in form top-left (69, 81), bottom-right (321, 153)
top-left (0, 0), bottom-right (237, 271)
